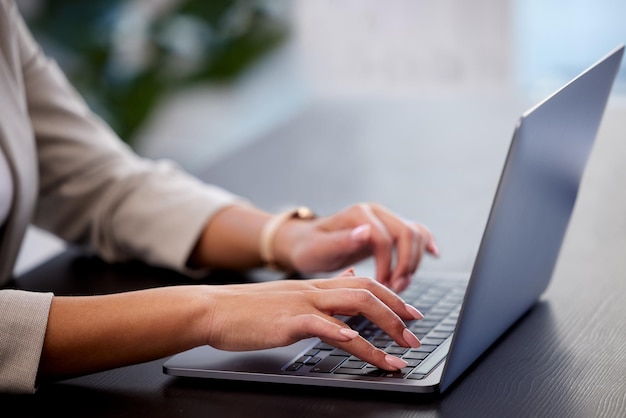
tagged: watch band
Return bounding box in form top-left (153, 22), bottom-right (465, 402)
top-left (260, 207), bottom-right (316, 271)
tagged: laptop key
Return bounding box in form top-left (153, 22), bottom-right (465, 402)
top-left (411, 339), bottom-right (451, 376)
top-left (304, 356), bottom-right (322, 366)
top-left (371, 339), bottom-right (391, 349)
top-left (285, 362), bottom-right (303, 371)
top-left (420, 337), bottom-right (446, 346)
top-left (402, 351), bottom-right (429, 360)
top-left (334, 367), bottom-right (381, 377)
top-left (310, 355), bottom-right (348, 373)
top-left (329, 348), bottom-right (351, 356)
top-left (428, 331), bottom-right (452, 339)
top-left (404, 359), bottom-right (423, 367)
top-left (379, 367), bottom-right (414, 378)
top-left (313, 342), bottom-right (335, 350)
top-left (341, 360), bottom-right (367, 369)
top-left (385, 346), bottom-right (409, 355)
top-left (344, 315), bottom-right (367, 330)
top-left (434, 324), bottom-right (456, 333)
top-left (413, 345), bottom-right (438, 353)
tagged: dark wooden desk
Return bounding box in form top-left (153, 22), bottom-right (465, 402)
top-left (4, 98), bottom-right (626, 417)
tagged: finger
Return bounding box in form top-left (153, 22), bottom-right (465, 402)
top-left (420, 223), bottom-right (440, 257)
top-left (301, 291), bottom-right (419, 371)
top-left (291, 224), bottom-right (371, 275)
top-left (311, 287), bottom-right (422, 351)
top-left (408, 225), bottom-right (424, 273)
top-left (391, 224), bottom-right (423, 293)
top-left (355, 204), bottom-right (394, 288)
top-left (390, 224), bottom-right (438, 293)
top-left (310, 205), bottom-right (393, 283)
top-left (338, 267), bottom-right (356, 277)
top-left (368, 205), bottom-right (439, 290)
top-left (310, 276), bottom-right (424, 320)
top-left (320, 334), bottom-right (410, 371)
top-left (290, 313), bottom-right (360, 343)
top-left (363, 204), bottom-right (419, 288)
top-left (287, 312), bottom-right (402, 370)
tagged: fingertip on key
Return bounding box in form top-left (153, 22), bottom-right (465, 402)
top-left (385, 354), bottom-right (408, 369)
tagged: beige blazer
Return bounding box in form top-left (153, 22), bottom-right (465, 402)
top-left (0, 0), bottom-right (244, 393)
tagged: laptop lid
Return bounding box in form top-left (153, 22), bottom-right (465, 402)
top-left (440, 44), bottom-right (624, 392)
top-left (163, 45), bottom-right (624, 394)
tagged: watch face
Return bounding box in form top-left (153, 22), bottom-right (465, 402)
top-left (295, 207), bottom-right (316, 219)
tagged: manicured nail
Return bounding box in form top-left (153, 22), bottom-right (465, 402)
top-left (350, 224), bottom-right (371, 243)
top-left (339, 328), bottom-right (359, 339)
top-left (403, 328), bottom-right (421, 348)
top-left (385, 354), bottom-right (408, 369)
top-left (405, 304), bottom-right (424, 320)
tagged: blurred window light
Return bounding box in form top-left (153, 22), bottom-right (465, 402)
top-left (513, 0), bottom-right (626, 99)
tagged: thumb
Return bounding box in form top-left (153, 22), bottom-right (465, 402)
top-left (321, 224), bottom-right (372, 255)
top-left (297, 224), bottom-right (373, 274)
top-left (319, 224), bottom-right (372, 259)
top-left (349, 224), bottom-right (372, 248)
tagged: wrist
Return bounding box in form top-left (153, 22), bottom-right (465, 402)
top-left (260, 207), bottom-right (315, 272)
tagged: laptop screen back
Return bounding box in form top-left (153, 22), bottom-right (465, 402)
top-left (440, 46), bottom-right (624, 392)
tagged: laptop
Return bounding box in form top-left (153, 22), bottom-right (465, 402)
top-left (163, 45), bottom-right (624, 395)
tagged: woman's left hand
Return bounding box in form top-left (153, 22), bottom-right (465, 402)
top-left (274, 203), bottom-right (439, 292)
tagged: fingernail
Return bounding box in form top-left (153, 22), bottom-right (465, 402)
top-left (339, 328), bottom-right (359, 339)
top-left (402, 328), bottom-right (422, 348)
top-left (385, 354), bottom-right (408, 369)
top-left (405, 304), bottom-right (424, 320)
top-left (430, 243), bottom-right (441, 258)
top-left (350, 224), bottom-right (371, 243)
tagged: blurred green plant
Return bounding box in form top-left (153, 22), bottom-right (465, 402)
top-left (27, 0), bottom-right (289, 144)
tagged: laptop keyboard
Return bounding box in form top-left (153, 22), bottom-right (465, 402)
top-left (284, 277), bottom-right (467, 380)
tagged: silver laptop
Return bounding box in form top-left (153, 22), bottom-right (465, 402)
top-left (163, 45), bottom-right (624, 395)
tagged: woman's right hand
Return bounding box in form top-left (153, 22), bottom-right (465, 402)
top-left (39, 270), bottom-right (424, 383)
top-left (201, 269), bottom-right (424, 371)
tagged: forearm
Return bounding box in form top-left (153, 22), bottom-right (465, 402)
top-left (188, 205), bottom-right (272, 270)
top-left (38, 286), bottom-right (211, 382)
top-left (188, 205), bottom-right (317, 272)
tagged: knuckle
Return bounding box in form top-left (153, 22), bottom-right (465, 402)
top-left (415, 223), bottom-right (432, 239)
top-left (349, 288), bottom-right (376, 305)
top-left (354, 202), bottom-right (368, 214)
top-left (353, 275), bottom-right (378, 289)
top-left (356, 202), bottom-right (375, 214)
top-left (375, 230), bottom-right (393, 247)
top-left (299, 314), bottom-right (321, 332)
top-left (400, 225), bottom-right (418, 242)
top-left (368, 202), bottom-right (382, 212)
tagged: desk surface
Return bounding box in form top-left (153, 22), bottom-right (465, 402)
top-left (4, 98), bottom-right (626, 417)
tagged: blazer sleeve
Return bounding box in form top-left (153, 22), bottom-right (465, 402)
top-left (16, 6), bottom-right (248, 270)
top-left (0, 290), bottom-right (52, 394)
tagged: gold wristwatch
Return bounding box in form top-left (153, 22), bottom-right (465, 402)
top-left (260, 207), bottom-right (316, 271)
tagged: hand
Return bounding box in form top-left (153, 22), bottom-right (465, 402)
top-left (275, 203), bottom-right (439, 292)
top-left (202, 269), bottom-right (424, 371)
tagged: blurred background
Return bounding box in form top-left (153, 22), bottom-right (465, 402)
top-left (14, 0), bottom-right (626, 274)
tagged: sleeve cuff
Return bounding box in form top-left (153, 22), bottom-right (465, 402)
top-left (0, 289), bottom-right (53, 394)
